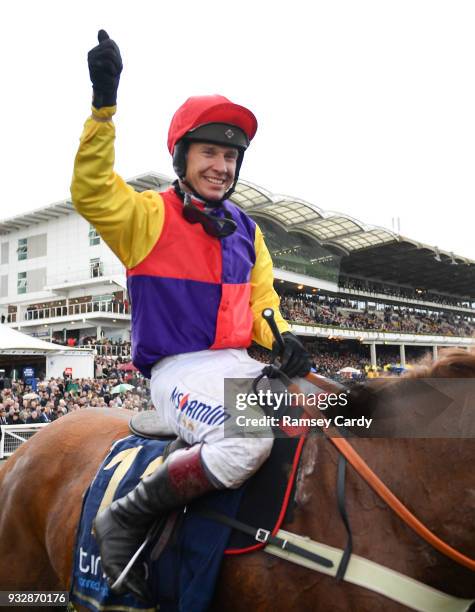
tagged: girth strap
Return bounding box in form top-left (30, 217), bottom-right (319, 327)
top-left (335, 454), bottom-right (353, 581)
top-left (197, 508), bottom-right (333, 569)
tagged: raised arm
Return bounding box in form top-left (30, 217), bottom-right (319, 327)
top-left (70, 31), bottom-right (164, 269)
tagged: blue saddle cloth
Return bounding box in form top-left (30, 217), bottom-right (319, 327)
top-left (70, 434), bottom-right (244, 612)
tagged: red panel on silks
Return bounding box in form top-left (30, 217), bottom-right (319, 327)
top-left (127, 188), bottom-right (257, 377)
top-left (128, 190), bottom-right (222, 283)
top-left (210, 283), bottom-right (253, 349)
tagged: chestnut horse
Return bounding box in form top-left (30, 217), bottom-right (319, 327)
top-left (0, 348), bottom-right (474, 611)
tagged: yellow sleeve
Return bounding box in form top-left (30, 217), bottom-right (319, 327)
top-left (250, 224), bottom-right (290, 348)
top-left (70, 105), bottom-right (164, 269)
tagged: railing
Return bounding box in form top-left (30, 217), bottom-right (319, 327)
top-left (23, 301), bottom-right (130, 321)
top-left (78, 343), bottom-right (131, 357)
top-left (285, 316), bottom-right (475, 339)
top-left (288, 321), bottom-right (475, 346)
top-left (0, 423), bottom-right (49, 459)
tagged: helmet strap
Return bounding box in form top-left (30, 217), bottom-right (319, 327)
top-left (174, 182), bottom-right (237, 238)
top-left (178, 178), bottom-right (221, 209)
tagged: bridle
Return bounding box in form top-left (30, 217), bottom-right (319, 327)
top-left (292, 371), bottom-right (475, 573)
top-left (260, 307), bottom-right (475, 573)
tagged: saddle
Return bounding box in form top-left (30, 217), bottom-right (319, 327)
top-left (129, 411), bottom-right (188, 459)
top-left (70, 414), bottom-right (306, 612)
top-left (129, 408), bottom-right (305, 550)
top-left (129, 410), bottom-right (175, 440)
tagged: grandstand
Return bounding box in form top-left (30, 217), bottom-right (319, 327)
top-left (0, 171), bottom-right (473, 376)
top-left (130, 173), bottom-right (475, 370)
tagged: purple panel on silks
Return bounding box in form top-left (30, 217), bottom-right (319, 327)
top-left (218, 202), bottom-right (256, 283)
top-left (128, 275), bottom-right (221, 377)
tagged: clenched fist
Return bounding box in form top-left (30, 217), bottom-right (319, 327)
top-left (88, 29), bottom-right (123, 109)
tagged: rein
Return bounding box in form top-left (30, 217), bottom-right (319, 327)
top-left (296, 373), bottom-right (475, 573)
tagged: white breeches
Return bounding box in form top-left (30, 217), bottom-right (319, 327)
top-left (151, 348), bottom-right (273, 488)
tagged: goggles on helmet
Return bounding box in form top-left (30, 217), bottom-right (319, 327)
top-left (183, 195), bottom-right (237, 238)
top-left (175, 185), bottom-right (237, 238)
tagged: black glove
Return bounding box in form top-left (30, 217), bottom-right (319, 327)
top-left (273, 332), bottom-right (312, 379)
top-left (88, 29), bottom-right (123, 109)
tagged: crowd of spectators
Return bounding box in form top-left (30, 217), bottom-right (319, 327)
top-left (0, 330), bottom-right (433, 432)
top-left (248, 338), bottom-right (422, 379)
top-left (44, 288), bottom-right (473, 369)
top-left (279, 294), bottom-right (475, 337)
top-left (248, 342), bottom-right (365, 379)
top-left (0, 371), bottom-right (151, 427)
top-left (50, 335), bottom-right (132, 357)
top-left (339, 276), bottom-right (473, 309)
top-left (94, 355), bottom-right (132, 379)
top-left (79, 337), bottom-right (132, 357)
top-left (23, 297), bottom-right (130, 322)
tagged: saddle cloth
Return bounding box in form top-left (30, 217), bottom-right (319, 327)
top-left (69, 432), bottom-right (303, 612)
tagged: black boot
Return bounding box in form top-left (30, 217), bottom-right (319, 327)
top-left (93, 444), bottom-right (220, 601)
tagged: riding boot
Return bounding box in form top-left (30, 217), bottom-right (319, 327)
top-left (93, 444), bottom-right (221, 602)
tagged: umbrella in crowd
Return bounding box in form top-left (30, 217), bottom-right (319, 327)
top-left (23, 392), bottom-right (39, 400)
top-left (337, 366), bottom-right (361, 379)
top-left (111, 383), bottom-right (135, 395)
top-left (337, 367), bottom-right (361, 374)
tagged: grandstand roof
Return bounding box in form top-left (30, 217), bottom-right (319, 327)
top-left (0, 200), bottom-right (75, 234)
top-left (2, 172), bottom-right (474, 298)
top-left (232, 180), bottom-right (474, 298)
top-left (228, 180), bottom-right (475, 297)
top-left (338, 241), bottom-right (474, 297)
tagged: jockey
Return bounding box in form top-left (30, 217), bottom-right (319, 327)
top-left (71, 30), bottom-right (312, 600)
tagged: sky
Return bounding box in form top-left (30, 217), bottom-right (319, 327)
top-left (2, 0), bottom-right (475, 258)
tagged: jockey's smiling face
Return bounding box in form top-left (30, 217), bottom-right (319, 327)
top-left (185, 142), bottom-right (238, 201)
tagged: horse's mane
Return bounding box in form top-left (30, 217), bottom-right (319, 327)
top-left (402, 346), bottom-right (475, 380)
top-left (325, 347), bottom-right (475, 429)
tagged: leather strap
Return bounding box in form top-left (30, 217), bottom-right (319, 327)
top-left (335, 454), bottom-right (352, 581)
top-left (297, 374), bottom-right (475, 573)
top-left (197, 508), bottom-right (333, 569)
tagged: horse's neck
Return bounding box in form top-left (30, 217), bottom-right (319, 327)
top-left (290, 432), bottom-right (475, 596)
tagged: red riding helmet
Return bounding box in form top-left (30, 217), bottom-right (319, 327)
top-left (168, 95), bottom-right (258, 199)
